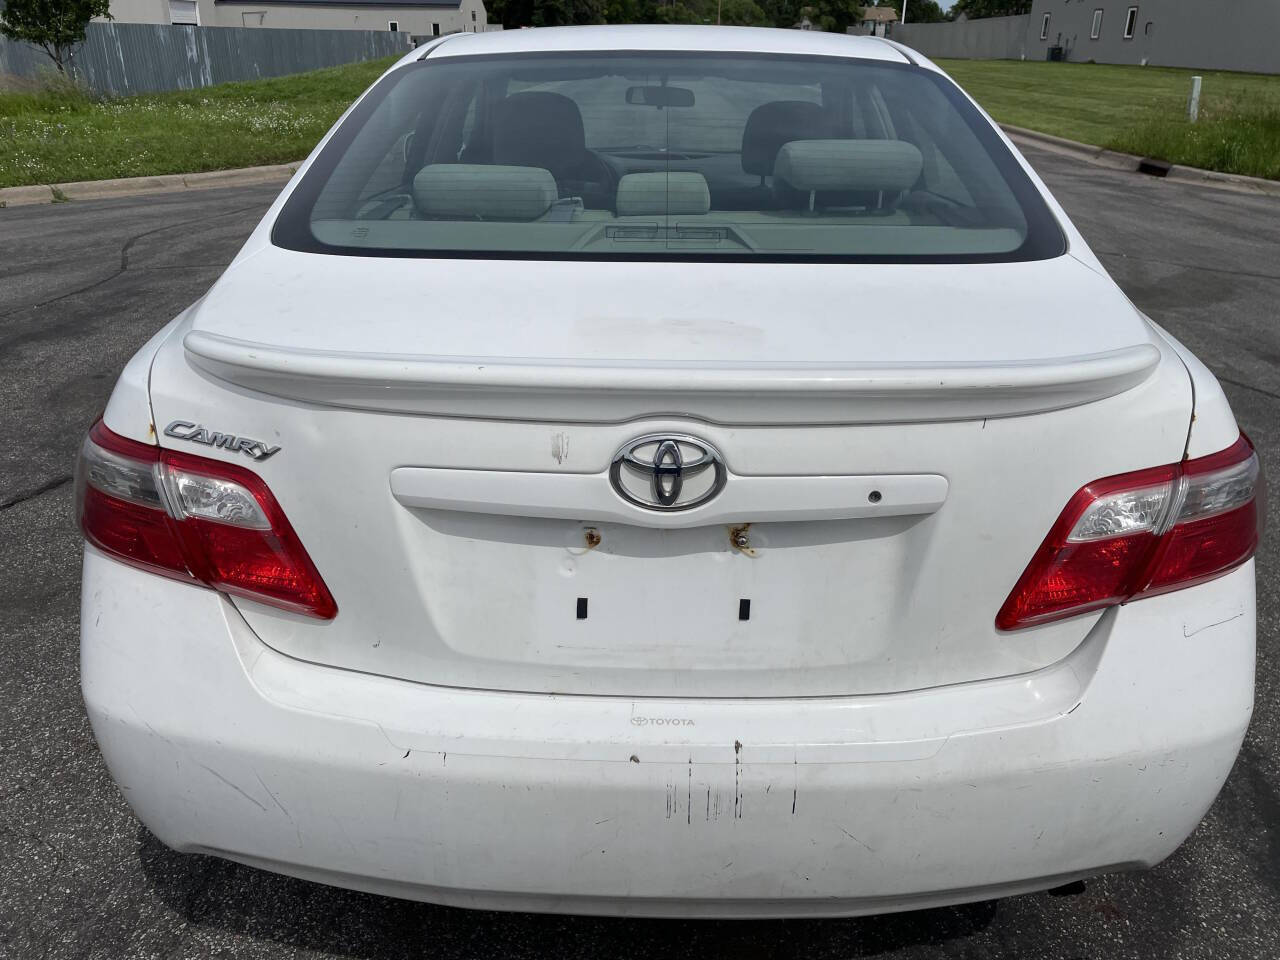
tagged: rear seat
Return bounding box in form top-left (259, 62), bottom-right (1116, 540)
top-left (615, 172), bottom-right (710, 218)
top-left (413, 164), bottom-right (561, 221)
top-left (411, 147), bottom-right (924, 226)
top-left (773, 139), bottom-right (923, 213)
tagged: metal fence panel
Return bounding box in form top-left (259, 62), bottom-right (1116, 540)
top-left (0, 22), bottom-right (409, 96)
top-left (893, 15), bottom-right (1032, 62)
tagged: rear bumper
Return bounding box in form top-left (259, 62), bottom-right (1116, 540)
top-left (81, 548), bottom-right (1254, 918)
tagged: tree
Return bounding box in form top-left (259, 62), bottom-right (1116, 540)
top-left (947, 0), bottom-right (1031, 19)
top-left (757, 0), bottom-right (803, 28)
top-left (718, 0), bottom-right (770, 26)
top-left (601, 0), bottom-right (645, 23)
top-left (792, 0), bottom-right (859, 31)
top-left (0, 0), bottom-right (113, 73)
top-left (895, 0), bottom-right (947, 24)
top-left (531, 0), bottom-right (606, 26)
top-left (489, 0), bottom-right (605, 29)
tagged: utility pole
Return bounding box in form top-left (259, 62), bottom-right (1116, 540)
top-left (901, 1), bottom-right (908, 23)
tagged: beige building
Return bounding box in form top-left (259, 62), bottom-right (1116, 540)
top-left (105, 0), bottom-right (489, 40)
top-left (850, 6), bottom-right (898, 37)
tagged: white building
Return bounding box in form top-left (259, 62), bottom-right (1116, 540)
top-left (106, 0), bottom-right (489, 41)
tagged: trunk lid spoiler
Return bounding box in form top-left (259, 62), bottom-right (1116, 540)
top-left (183, 330), bottom-right (1160, 425)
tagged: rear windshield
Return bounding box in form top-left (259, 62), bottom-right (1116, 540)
top-left (273, 51), bottom-right (1065, 262)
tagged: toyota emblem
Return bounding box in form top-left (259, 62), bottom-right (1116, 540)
top-left (609, 434), bottom-right (726, 511)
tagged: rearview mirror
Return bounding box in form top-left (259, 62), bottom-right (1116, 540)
top-left (625, 86), bottom-right (695, 108)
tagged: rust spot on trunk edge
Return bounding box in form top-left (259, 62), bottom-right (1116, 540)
top-left (729, 524), bottom-right (757, 557)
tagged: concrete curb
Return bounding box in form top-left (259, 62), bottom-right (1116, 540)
top-left (0, 162), bottom-right (299, 209)
top-left (1162, 163), bottom-right (1280, 195)
top-left (1002, 124), bottom-right (1143, 173)
top-left (1001, 124), bottom-right (1280, 198)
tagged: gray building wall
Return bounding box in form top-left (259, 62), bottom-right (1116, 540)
top-left (893, 14), bottom-right (1031, 61)
top-left (890, 1), bottom-right (1279, 73)
top-left (101, 0), bottom-right (487, 36)
top-left (1026, 0), bottom-right (1280, 73)
top-left (0, 21), bottom-right (408, 95)
top-left (206, 0), bottom-right (487, 36)
top-left (106, 0), bottom-right (174, 23)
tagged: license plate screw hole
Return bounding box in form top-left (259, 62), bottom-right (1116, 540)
top-left (868, 490), bottom-right (882, 504)
top-left (729, 524), bottom-right (757, 556)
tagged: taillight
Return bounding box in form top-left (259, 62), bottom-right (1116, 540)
top-left (76, 420), bottom-right (337, 619)
top-left (76, 423), bottom-right (192, 583)
top-left (997, 433), bottom-right (1264, 631)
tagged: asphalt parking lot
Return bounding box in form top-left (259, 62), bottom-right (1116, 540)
top-left (1, 142), bottom-right (1277, 959)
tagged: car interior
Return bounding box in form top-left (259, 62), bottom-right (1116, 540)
top-left (304, 56), bottom-right (1032, 255)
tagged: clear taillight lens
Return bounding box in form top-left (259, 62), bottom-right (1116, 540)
top-left (76, 423), bottom-right (193, 583)
top-left (1140, 439), bottom-right (1264, 597)
top-left (76, 420), bottom-right (337, 619)
top-left (997, 434), bottom-right (1265, 631)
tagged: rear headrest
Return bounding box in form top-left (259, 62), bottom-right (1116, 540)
top-left (493, 91), bottom-right (587, 177)
top-left (741, 100), bottom-right (831, 177)
top-left (774, 140), bottom-right (924, 194)
top-left (616, 172), bottom-right (711, 217)
top-left (413, 164), bottom-right (558, 221)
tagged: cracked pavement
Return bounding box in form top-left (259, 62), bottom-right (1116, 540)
top-left (0, 145), bottom-right (1277, 959)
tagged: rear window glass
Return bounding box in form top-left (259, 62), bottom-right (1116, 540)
top-left (273, 52), bottom-right (1065, 262)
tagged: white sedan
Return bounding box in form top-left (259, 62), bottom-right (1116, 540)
top-left (77, 25), bottom-right (1264, 918)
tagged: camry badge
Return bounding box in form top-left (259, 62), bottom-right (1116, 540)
top-left (163, 420), bottom-right (281, 462)
top-left (610, 434), bottom-right (726, 511)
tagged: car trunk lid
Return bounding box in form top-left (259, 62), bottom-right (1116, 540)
top-left (147, 250), bottom-right (1193, 698)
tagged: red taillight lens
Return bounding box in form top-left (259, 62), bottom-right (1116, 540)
top-left (997, 434), bottom-right (1264, 631)
top-left (162, 450), bottom-right (338, 618)
top-left (76, 420), bottom-right (337, 619)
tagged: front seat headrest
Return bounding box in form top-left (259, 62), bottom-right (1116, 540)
top-left (741, 100), bottom-right (831, 178)
top-left (493, 92), bottom-right (588, 181)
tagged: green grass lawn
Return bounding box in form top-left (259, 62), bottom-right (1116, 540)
top-left (939, 59), bottom-right (1280, 180)
top-left (2, 54), bottom-right (1278, 189)
top-left (0, 56), bottom-right (397, 189)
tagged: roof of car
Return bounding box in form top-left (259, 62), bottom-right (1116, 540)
top-left (421, 25), bottom-right (914, 64)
